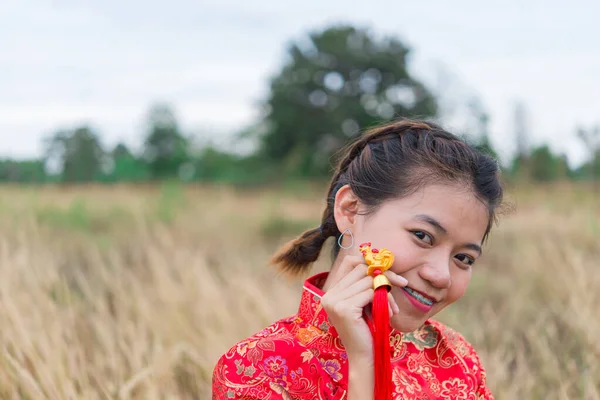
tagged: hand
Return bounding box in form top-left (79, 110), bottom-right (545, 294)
top-left (320, 255), bottom-right (408, 360)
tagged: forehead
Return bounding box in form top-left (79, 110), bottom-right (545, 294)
top-left (381, 184), bottom-right (489, 240)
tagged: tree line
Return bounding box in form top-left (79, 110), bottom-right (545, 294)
top-left (1, 25), bottom-right (598, 185)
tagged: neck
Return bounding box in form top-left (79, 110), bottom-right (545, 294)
top-left (321, 255), bottom-right (346, 292)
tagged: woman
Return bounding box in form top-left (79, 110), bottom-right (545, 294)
top-left (212, 119), bottom-right (503, 399)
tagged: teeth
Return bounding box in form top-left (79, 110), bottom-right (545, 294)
top-left (403, 287), bottom-right (434, 306)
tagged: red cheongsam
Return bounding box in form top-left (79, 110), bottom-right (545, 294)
top-left (212, 272), bottom-right (494, 399)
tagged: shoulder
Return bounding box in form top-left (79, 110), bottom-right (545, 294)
top-left (213, 315), bottom-right (298, 372)
top-left (222, 316), bottom-right (296, 361)
top-left (212, 316), bottom-right (309, 398)
top-left (426, 319), bottom-right (480, 360)
top-left (400, 320), bottom-right (494, 398)
top-left (426, 319), bottom-right (491, 389)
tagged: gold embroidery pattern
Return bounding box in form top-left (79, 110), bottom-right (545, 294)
top-left (212, 273), bottom-right (494, 399)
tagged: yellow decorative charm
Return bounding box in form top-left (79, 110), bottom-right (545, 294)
top-left (373, 274), bottom-right (391, 290)
top-left (359, 242), bottom-right (395, 290)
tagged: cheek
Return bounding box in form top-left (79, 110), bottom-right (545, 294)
top-left (357, 224), bottom-right (415, 270)
top-left (445, 270), bottom-right (472, 304)
top-left (388, 244), bottom-right (422, 275)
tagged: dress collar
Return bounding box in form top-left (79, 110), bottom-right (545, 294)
top-left (296, 272), bottom-right (338, 336)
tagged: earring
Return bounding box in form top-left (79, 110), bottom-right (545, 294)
top-left (337, 228), bottom-right (354, 250)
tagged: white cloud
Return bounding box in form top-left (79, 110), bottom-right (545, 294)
top-left (0, 0), bottom-right (598, 167)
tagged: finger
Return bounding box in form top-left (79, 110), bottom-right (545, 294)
top-left (388, 292), bottom-right (400, 315)
top-left (384, 270), bottom-right (408, 287)
top-left (328, 255), bottom-right (367, 286)
top-left (331, 275), bottom-right (374, 302)
top-left (328, 261), bottom-right (369, 293)
top-left (336, 288), bottom-right (375, 312)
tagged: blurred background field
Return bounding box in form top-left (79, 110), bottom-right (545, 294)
top-left (0, 182), bottom-right (598, 399)
top-left (2, 1), bottom-right (600, 399)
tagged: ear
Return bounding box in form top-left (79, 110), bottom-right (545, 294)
top-left (333, 184), bottom-right (360, 233)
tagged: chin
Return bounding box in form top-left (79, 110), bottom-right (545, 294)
top-left (390, 315), bottom-right (428, 333)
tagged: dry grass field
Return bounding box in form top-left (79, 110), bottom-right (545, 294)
top-left (0, 182), bottom-right (598, 399)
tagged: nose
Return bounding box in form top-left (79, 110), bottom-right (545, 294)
top-left (418, 257), bottom-right (452, 289)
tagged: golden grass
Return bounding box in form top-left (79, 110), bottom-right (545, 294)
top-left (0, 182), bottom-right (598, 399)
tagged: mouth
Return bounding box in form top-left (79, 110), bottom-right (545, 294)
top-left (401, 286), bottom-right (438, 307)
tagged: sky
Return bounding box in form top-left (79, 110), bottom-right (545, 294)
top-left (1, 0), bottom-right (599, 167)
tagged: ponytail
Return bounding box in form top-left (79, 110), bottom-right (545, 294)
top-left (269, 226), bottom-right (330, 275)
top-left (269, 124), bottom-right (385, 275)
top-left (270, 183), bottom-right (341, 275)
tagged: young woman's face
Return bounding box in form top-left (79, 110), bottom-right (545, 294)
top-left (345, 183), bottom-right (490, 333)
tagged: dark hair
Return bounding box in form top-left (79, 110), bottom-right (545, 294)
top-left (270, 119), bottom-right (504, 275)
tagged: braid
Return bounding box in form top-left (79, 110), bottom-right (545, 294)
top-left (330, 119), bottom-right (436, 193)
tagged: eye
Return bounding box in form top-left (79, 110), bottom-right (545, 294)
top-left (412, 230), bottom-right (433, 245)
top-left (455, 254), bottom-right (475, 268)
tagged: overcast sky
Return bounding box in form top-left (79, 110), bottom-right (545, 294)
top-left (1, 0), bottom-right (599, 166)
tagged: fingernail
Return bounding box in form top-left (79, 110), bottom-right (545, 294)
top-left (396, 275), bottom-right (408, 285)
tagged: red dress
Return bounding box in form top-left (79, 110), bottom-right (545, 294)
top-left (212, 272), bottom-right (494, 399)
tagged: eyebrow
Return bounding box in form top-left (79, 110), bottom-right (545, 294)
top-left (464, 243), bottom-right (483, 255)
top-left (413, 214), bottom-right (482, 255)
top-left (414, 214), bottom-right (447, 234)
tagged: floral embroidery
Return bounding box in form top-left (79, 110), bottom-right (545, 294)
top-left (403, 324), bottom-right (439, 350)
top-left (390, 332), bottom-right (407, 360)
top-left (393, 368), bottom-right (422, 399)
top-left (244, 365), bottom-right (256, 377)
top-left (270, 381), bottom-right (293, 400)
top-left (299, 350), bottom-right (312, 363)
top-left (263, 356), bottom-right (288, 379)
top-left (248, 386), bottom-right (270, 398)
top-left (300, 349), bottom-right (313, 363)
top-left (212, 272), bottom-right (494, 399)
top-left (290, 367), bottom-right (303, 382)
top-left (296, 325), bottom-right (321, 344)
top-left (236, 339), bottom-right (257, 357)
top-left (318, 358), bottom-right (342, 381)
top-left (235, 336), bottom-right (278, 365)
top-left (429, 379), bottom-right (441, 395)
top-left (234, 359), bottom-right (244, 375)
top-left (440, 377), bottom-right (469, 400)
top-left (318, 321), bottom-right (330, 332)
top-left (439, 325), bottom-right (470, 357)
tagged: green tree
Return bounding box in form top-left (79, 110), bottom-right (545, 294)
top-left (113, 143), bottom-right (133, 159)
top-left (528, 145), bottom-right (568, 182)
top-left (573, 149), bottom-right (600, 181)
top-left (143, 103), bottom-right (189, 179)
top-left (107, 143), bottom-right (150, 182)
top-left (468, 97), bottom-right (499, 160)
top-left (0, 159), bottom-right (46, 182)
top-left (44, 126), bottom-right (105, 182)
top-left (259, 25), bottom-right (437, 176)
top-left (577, 125), bottom-right (600, 189)
top-left (0, 160), bottom-right (19, 182)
